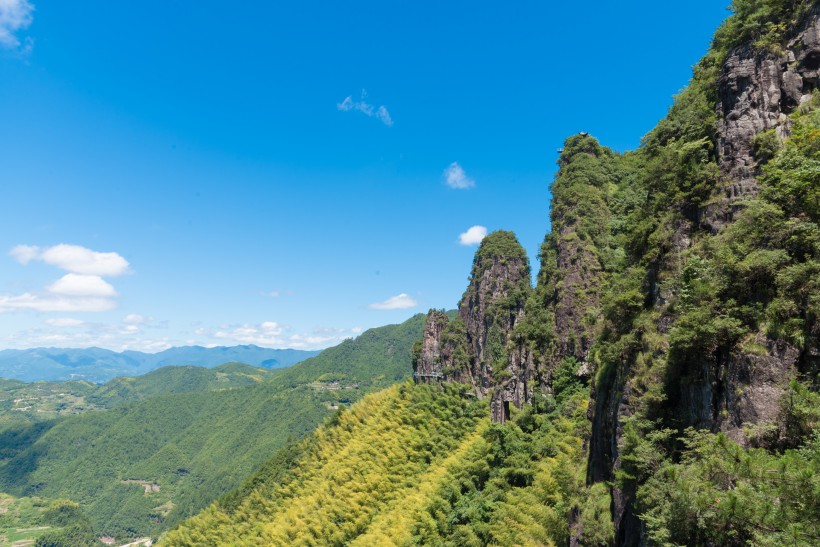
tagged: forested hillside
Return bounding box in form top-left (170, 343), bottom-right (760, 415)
top-left (0, 363), bottom-right (276, 431)
top-left (168, 2), bottom-right (819, 545)
top-left (0, 315), bottom-right (425, 543)
top-left (164, 377), bottom-right (605, 546)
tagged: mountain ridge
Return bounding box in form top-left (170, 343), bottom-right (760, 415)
top-left (0, 314), bottom-right (426, 542)
top-left (0, 344), bottom-right (321, 383)
top-left (169, 2), bottom-right (820, 545)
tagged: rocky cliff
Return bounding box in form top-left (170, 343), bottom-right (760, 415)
top-left (674, 4), bottom-right (820, 444)
top-left (713, 5), bottom-right (820, 223)
top-left (414, 231), bottom-right (533, 422)
top-left (592, 7), bottom-right (820, 544)
top-left (415, 3), bottom-right (819, 545)
top-left (413, 140), bottom-right (618, 424)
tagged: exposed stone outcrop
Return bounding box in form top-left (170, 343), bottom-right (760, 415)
top-left (412, 310), bottom-right (449, 383)
top-left (686, 8), bottom-right (820, 447)
top-left (414, 137), bottom-right (616, 427)
top-left (587, 10), bottom-right (820, 545)
top-left (411, 7), bottom-right (817, 547)
top-left (551, 231), bottom-right (604, 364)
top-left (544, 135), bottom-right (612, 370)
top-left (413, 231), bottom-right (532, 423)
top-left (459, 242), bottom-right (530, 383)
top-left (708, 7), bottom-right (820, 229)
top-left (490, 344), bottom-right (538, 424)
top-left (719, 337), bottom-right (801, 444)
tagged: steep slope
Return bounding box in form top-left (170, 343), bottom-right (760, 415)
top-left (414, 231), bottom-right (533, 422)
top-left (0, 315), bottom-right (425, 542)
top-left (585, 3), bottom-right (820, 543)
top-left (163, 378), bottom-right (598, 547)
top-left (418, 1), bottom-right (820, 545)
top-left (273, 313), bottom-right (426, 392)
top-left (167, 3), bottom-right (818, 544)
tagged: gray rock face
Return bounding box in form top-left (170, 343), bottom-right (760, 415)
top-left (694, 9), bottom-right (820, 447)
top-left (460, 255), bottom-right (529, 383)
top-left (589, 12), bottom-right (820, 544)
top-left (710, 9), bottom-right (820, 229)
top-left (720, 338), bottom-right (800, 445)
top-left (544, 135), bottom-right (611, 371)
top-left (490, 344), bottom-right (538, 424)
top-left (412, 310), bottom-right (449, 383)
top-left (551, 224), bottom-right (604, 365)
top-left (414, 231), bottom-right (532, 423)
top-left (670, 335), bottom-right (800, 451)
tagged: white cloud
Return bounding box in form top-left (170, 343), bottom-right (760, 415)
top-left (193, 322), bottom-right (361, 350)
top-left (0, 317), bottom-right (175, 352)
top-left (2, 315), bottom-right (360, 352)
top-left (46, 317), bottom-right (85, 328)
top-left (40, 244), bottom-right (130, 276)
top-left (369, 293), bottom-right (418, 310)
top-left (0, 293), bottom-right (117, 313)
top-left (459, 225), bottom-right (488, 246)
top-left (9, 244), bottom-right (39, 264)
top-left (211, 321), bottom-right (286, 346)
top-left (287, 333), bottom-right (351, 349)
top-left (2, 244), bottom-right (127, 315)
top-left (48, 274), bottom-right (117, 297)
top-left (376, 105), bottom-right (393, 127)
top-left (10, 243), bottom-right (130, 276)
top-left (122, 313), bottom-right (146, 325)
top-left (444, 162), bottom-right (475, 189)
top-left (337, 90), bottom-right (393, 127)
top-left (127, 339), bottom-right (173, 352)
top-left (0, 0), bottom-right (33, 50)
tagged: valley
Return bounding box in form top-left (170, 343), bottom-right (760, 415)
top-left (0, 1), bottom-right (817, 546)
top-left (0, 315), bottom-right (425, 544)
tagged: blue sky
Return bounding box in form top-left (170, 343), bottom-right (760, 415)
top-left (0, 1), bottom-right (730, 352)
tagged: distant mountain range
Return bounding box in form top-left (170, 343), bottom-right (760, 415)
top-left (0, 345), bottom-right (320, 383)
top-left (0, 314), bottom-right (426, 540)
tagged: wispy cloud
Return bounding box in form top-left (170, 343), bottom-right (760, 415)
top-left (3, 314), bottom-right (358, 352)
top-left (337, 90), bottom-right (394, 127)
top-left (1, 319), bottom-right (174, 352)
top-left (0, 0), bottom-right (34, 51)
top-left (369, 293), bottom-right (417, 310)
top-left (0, 293), bottom-right (117, 313)
top-left (46, 317), bottom-right (86, 328)
top-left (122, 313), bottom-right (146, 325)
top-left (459, 225), bottom-right (487, 246)
top-left (444, 162), bottom-right (475, 189)
top-left (375, 105), bottom-right (393, 126)
top-left (193, 321), bottom-right (360, 349)
top-left (9, 244), bottom-right (39, 264)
